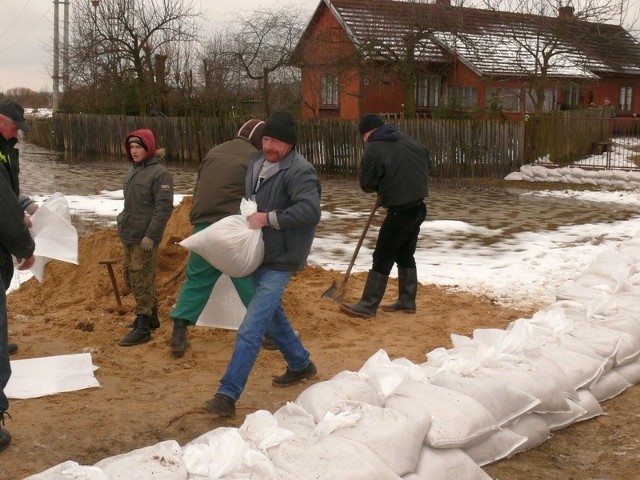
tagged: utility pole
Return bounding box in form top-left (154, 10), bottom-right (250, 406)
top-left (63, 0), bottom-right (70, 91)
top-left (52, 0), bottom-right (61, 111)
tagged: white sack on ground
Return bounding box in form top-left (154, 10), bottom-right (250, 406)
top-left (295, 370), bottom-right (382, 423)
top-left (94, 440), bottom-right (187, 480)
top-left (23, 461), bottom-right (108, 480)
top-left (6, 352), bottom-right (99, 399)
top-left (463, 428), bottom-right (527, 466)
top-left (411, 447), bottom-right (492, 480)
top-left (271, 435), bottom-right (402, 480)
top-left (194, 274), bottom-right (246, 330)
top-left (315, 401), bottom-right (431, 476)
top-left (385, 379), bottom-right (499, 449)
top-left (28, 192), bottom-right (79, 282)
top-left (179, 199), bottom-right (264, 278)
top-left (427, 371), bottom-right (540, 427)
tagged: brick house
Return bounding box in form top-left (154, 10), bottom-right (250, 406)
top-left (291, 0), bottom-right (640, 120)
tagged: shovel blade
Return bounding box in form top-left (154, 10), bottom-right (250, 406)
top-left (321, 280), bottom-right (346, 301)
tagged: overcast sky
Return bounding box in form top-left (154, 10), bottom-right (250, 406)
top-left (0, 0), bottom-right (317, 92)
top-left (0, 0), bottom-right (637, 93)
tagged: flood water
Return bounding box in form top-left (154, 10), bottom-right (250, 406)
top-left (16, 142), bottom-right (640, 278)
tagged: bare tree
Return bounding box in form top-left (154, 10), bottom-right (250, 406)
top-left (224, 7), bottom-right (305, 117)
top-left (66, 0), bottom-right (202, 115)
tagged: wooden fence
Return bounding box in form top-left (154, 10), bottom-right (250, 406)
top-left (27, 110), bottom-right (636, 177)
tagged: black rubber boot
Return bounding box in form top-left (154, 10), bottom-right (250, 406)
top-left (382, 267), bottom-right (417, 313)
top-left (170, 319), bottom-right (190, 358)
top-left (129, 306), bottom-right (160, 330)
top-left (119, 315), bottom-right (152, 346)
top-left (339, 271), bottom-right (389, 318)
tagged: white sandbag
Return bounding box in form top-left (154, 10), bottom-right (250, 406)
top-left (463, 428), bottom-right (527, 466)
top-left (183, 427), bottom-right (278, 479)
top-left (537, 399), bottom-right (587, 431)
top-left (385, 379), bottom-right (498, 449)
top-left (272, 435), bottom-right (402, 480)
top-left (538, 344), bottom-right (607, 390)
top-left (504, 172), bottom-right (523, 181)
top-left (477, 364), bottom-right (571, 414)
top-left (573, 389), bottom-right (604, 421)
top-left (429, 371), bottom-right (540, 427)
top-left (318, 401), bottom-right (431, 476)
top-left (357, 349), bottom-right (422, 400)
top-left (272, 402), bottom-right (317, 439)
top-left (23, 461), bottom-right (108, 480)
top-left (412, 447), bottom-right (492, 480)
top-left (239, 410), bottom-right (294, 451)
top-left (94, 440), bottom-right (187, 480)
top-left (589, 369), bottom-right (633, 402)
top-left (615, 357), bottom-right (640, 384)
top-left (295, 371), bottom-right (382, 423)
top-left (506, 414), bottom-right (551, 453)
top-left (179, 199), bottom-right (263, 278)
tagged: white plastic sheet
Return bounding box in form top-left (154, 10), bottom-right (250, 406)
top-left (27, 192), bottom-right (79, 282)
top-left (194, 274), bottom-right (246, 330)
top-left (6, 352), bottom-right (99, 399)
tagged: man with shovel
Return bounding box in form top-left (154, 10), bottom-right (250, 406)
top-left (339, 114), bottom-right (429, 318)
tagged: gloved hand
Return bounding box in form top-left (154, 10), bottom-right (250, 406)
top-left (140, 236), bottom-right (155, 252)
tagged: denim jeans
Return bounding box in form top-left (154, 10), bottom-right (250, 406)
top-left (0, 287), bottom-right (10, 412)
top-left (218, 268), bottom-right (311, 401)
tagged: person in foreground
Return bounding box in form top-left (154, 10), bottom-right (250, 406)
top-left (0, 99), bottom-right (39, 356)
top-left (340, 113), bottom-right (429, 318)
top-left (117, 129), bottom-right (174, 346)
top-left (0, 159), bottom-right (36, 452)
top-left (169, 119), bottom-right (265, 358)
top-left (206, 111), bottom-right (321, 418)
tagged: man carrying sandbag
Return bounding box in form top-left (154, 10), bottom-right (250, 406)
top-left (206, 111), bottom-right (321, 418)
top-left (169, 119), bottom-right (265, 358)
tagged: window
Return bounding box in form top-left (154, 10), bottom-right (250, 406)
top-left (447, 86), bottom-right (478, 109)
top-left (320, 75), bottom-right (339, 108)
top-left (486, 88), bottom-right (521, 112)
top-left (416, 75), bottom-right (440, 108)
top-left (620, 86), bottom-right (632, 111)
top-left (525, 89), bottom-right (556, 113)
top-left (564, 84), bottom-right (580, 107)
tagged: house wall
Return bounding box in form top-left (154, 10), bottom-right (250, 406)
top-left (296, 2), bottom-right (640, 121)
top-left (297, 5), bottom-right (364, 120)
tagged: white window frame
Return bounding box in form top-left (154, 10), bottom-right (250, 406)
top-left (320, 75), bottom-right (339, 108)
top-left (416, 75), bottom-right (440, 108)
top-left (620, 86), bottom-right (632, 111)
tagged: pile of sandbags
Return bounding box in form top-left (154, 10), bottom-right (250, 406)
top-left (505, 165), bottom-right (640, 189)
top-left (26, 237), bottom-right (640, 480)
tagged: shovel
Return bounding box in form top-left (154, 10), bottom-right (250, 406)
top-left (322, 196), bottom-right (381, 300)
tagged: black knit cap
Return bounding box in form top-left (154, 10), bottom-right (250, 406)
top-left (358, 113), bottom-right (384, 135)
top-left (262, 111), bottom-right (297, 145)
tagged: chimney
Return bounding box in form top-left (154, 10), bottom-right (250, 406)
top-left (558, 6), bottom-right (575, 20)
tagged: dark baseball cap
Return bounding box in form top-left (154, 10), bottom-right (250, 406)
top-left (0, 99), bottom-right (30, 132)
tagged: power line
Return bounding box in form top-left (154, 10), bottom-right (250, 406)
top-left (0, 0), bottom-right (35, 39)
top-left (0, 4), bottom-right (52, 55)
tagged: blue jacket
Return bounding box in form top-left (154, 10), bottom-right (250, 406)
top-left (245, 149), bottom-right (321, 271)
